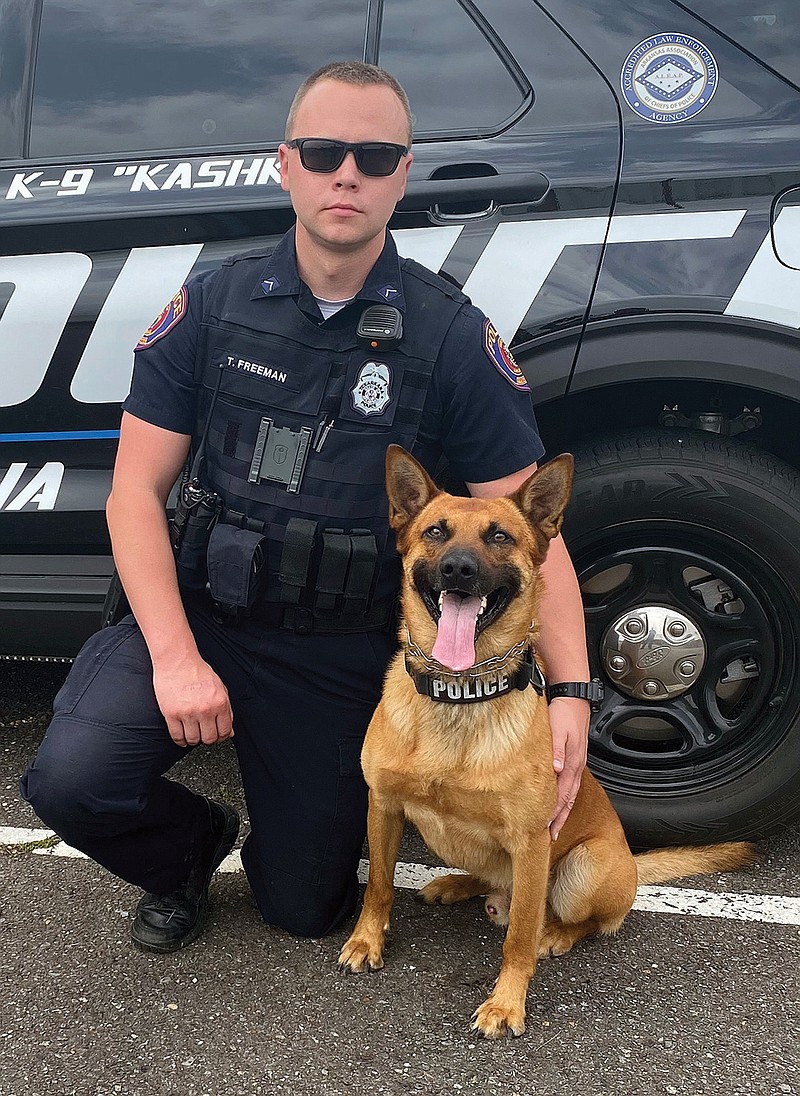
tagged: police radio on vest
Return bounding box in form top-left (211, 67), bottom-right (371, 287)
top-left (357, 305), bottom-right (403, 350)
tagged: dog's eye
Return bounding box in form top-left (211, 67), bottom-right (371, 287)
top-left (490, 530), bottom-right (514, 545)
top-left (424, 524), bottom-right (446, 540)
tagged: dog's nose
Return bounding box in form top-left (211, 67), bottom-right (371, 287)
top-left (439, 551), bottom-right (479, 586)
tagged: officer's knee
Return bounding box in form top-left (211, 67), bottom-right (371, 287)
top-left (243, 847), bottom-right (359, 938)
top-left (20, 718), bottom-right (110, 836)
top-left (261, 894), bottom-right (357, 939)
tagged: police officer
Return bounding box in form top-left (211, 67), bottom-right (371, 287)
top-left (21, 62), bottom-right (592, 951)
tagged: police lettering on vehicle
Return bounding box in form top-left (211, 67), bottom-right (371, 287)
top-left (3, 213), bottom-right (800, 414)
top-left (621, 34), bottom-right (718, 124)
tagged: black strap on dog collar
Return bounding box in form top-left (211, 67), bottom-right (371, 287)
top-left (406, 647), bottom-right (547, 705)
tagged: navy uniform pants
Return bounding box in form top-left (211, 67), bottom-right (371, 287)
top-left (20, 597), bottom-right (396, 938)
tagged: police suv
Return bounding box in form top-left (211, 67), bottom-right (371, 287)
top-left (3, 0), bottom-right (800, 846)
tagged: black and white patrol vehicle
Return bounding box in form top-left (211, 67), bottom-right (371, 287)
top-left (3, 0), bottom-right (800, 845)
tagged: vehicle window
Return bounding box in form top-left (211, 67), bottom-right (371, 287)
top-left (30, 0), bottom-right (368, 158)
top-left (685, 1), bottom-right (800, 90)
top-left (378, 0), bottom-right (530, 137)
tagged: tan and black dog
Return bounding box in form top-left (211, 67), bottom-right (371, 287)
top-left (339, 444), bottom-right (755, 1039)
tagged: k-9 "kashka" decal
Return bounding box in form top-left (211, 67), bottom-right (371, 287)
top-left (3, 157), bottom-right (282, 201)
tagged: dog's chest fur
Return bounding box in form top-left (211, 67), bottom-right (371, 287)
top-left (375, 760), bottom-right (549, 889)
top-left (363, 666), bottom-right (557, 885)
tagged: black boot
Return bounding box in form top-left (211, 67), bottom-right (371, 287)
top-left (131, 798), bottom-right (240, 953)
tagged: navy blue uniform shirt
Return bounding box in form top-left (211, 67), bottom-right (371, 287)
top-left (123, 230), bottom-right (545, 485)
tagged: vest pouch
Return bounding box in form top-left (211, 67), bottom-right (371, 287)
top-left (175, 537), bottom-right (212, 591)
top-left (172, 480), bottom-right (222, 590)
top-left (207, 522), bottom-right (267, 611)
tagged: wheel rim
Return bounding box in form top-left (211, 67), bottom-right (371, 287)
top-left (574, 521), bottom-right (799, 799)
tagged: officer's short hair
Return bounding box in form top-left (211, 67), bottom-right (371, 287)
top-left (285, 62), bottom-right (413, 147)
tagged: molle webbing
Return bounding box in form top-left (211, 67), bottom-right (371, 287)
top-left (278, 518), bottom-right (318, 605)
top-left (275, 519), bottom-right (379, 618)
top-left (342, 531), bottom-right (378, 617)
top-left (314, 530), bottom-right (351, 613)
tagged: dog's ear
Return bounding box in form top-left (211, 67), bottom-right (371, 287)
top-left (510, 454), bottom-right (574, 541)
top-left (385, 445), bottom-right (439, 531)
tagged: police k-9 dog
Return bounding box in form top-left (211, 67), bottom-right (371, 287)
top-left (339, 445), bottom-right (755, 1039)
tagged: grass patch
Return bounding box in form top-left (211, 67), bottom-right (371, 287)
top-left (0, 834), bottom-right (61, 856)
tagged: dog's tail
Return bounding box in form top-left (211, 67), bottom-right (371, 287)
top-left (634, 841), bottom-right (757, 885)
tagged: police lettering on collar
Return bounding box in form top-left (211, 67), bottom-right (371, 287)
top-left (406, 643), bottom-right (546, 704)
top-left (430, 672), bottom-right (511, 702)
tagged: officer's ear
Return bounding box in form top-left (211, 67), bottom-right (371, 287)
top-left (278, 142), bottom-right (291, 193)
top-left (386, 445), bottom-right (439, 533)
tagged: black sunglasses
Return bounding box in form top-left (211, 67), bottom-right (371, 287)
top-left (286, 138), bottom-right (408, 177)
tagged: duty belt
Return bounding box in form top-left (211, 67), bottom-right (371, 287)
top-left (247, 597), bottom-right (397, 634)
top-left (184, 588), bottom-right (397, 635)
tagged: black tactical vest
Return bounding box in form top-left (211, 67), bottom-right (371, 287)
top-left (191, 245), bottom-right (466, 628)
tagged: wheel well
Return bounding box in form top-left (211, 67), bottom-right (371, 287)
top-left (535, 377), bottom-right (800, 469)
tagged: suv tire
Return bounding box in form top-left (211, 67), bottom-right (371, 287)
top-left (566, 430), bottom-right (800, 845)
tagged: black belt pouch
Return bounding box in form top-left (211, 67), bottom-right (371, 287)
top-left (206, 522), bottom-right (267, 611)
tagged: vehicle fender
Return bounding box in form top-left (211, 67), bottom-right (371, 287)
top-left (566, 313), bottom-right (800, 403)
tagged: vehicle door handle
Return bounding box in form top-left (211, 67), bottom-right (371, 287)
top-left (397, 171), bottom-right (551, 214)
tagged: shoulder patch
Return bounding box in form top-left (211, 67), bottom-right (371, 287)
top-left (483, 319), bottom-right (530, 391)
top-left (135, 286), bottom-right (188, 351)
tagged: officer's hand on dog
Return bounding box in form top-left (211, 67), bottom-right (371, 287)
top-left (549, 697), bottom-right (589, 841)
top-left (152, 655), bottom-right (234, 747)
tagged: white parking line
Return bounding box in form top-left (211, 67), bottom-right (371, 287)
top-left (3, 825), bottom-right (798, 925)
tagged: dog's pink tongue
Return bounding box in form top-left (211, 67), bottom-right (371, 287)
top-left (431, 592), bottom-right (482, 671)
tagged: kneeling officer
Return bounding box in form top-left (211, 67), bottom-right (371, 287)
top-left (21, 62), bottom-right (592, 950)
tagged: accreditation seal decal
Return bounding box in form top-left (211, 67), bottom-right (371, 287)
top-left (620, 33), bottom-right (718, 124)
top-left (351, 361), bottom-right (392, 416)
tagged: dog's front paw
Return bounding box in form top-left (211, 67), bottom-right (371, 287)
top-left (338, 934), bottom-right (385, 974)
top-left (471, 993), bottom-right (526, 1039)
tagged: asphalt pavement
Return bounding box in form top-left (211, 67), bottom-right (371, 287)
top-left (1, 661), bottom-right (798, 1096)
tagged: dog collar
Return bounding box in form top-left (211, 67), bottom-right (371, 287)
top-left (405, 646), bottom-right (547, 705)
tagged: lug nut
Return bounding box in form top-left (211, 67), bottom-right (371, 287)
top-left (626, 618), bottom-right (645, 636)
top-left (643, 680), bottom-right (660, 696)
top-left (668, 621), bottom-right (686, 638)
top-left (679, 661), bottom-right (695, 676)
top-left (609, 655), bottom-right (627, 672)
